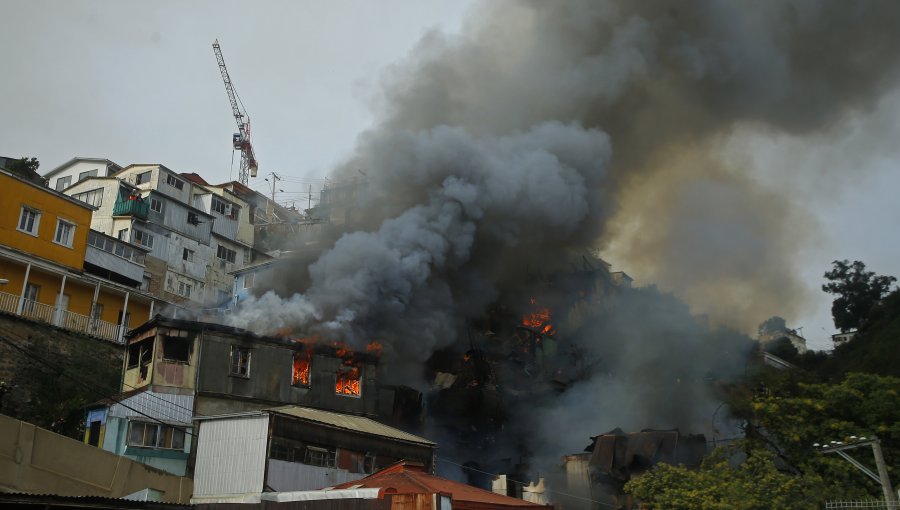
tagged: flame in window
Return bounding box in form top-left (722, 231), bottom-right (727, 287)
top-left (336, 367), bottom-right (361, 396)
top-left (366, 341), bottom-right (383, 357)
top-left (292, 351), bottom-right (311, 386)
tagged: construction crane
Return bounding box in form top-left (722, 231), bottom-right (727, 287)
top-left (212, 39), bottom-right (258, 185)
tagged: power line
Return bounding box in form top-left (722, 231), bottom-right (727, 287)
top-left (0, 335), bottom-right (196, 439)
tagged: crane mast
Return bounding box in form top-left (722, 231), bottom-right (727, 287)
top-left (213, 39), bottom-right (258, 185)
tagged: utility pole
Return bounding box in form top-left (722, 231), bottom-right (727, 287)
top-left (816, 436), bottom-right (897, 506)
top-left (265, 172), bottom-right (282, 201)
top-left (308, 184), bottom-right (312, 211)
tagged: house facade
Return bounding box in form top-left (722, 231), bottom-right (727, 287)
top-left (0, 169), bottom-right (158, 342)
top-left (43, 157), bottom-right (122, 192)
top-left (85, 317), bottom-right (383, 477)
top-left (191, 407), bottom-right (437, 504)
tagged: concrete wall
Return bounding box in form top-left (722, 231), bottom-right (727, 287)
top-left (0, 413), bottom-right (192, 503)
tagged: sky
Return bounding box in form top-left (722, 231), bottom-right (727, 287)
top-left (3, 1), bottom-right (900, 351)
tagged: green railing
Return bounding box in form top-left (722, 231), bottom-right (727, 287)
top-left (112, 198), bottom-right (149, 219)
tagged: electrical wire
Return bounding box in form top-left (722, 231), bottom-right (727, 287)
top-left (0, 335), bottom-right (196, 438)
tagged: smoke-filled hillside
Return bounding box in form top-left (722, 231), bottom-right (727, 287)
top-left (229, 0), bottom-right (900, 477)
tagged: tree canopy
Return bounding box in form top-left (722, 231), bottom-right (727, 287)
top-left (823, 260), bottom-right (896, 332)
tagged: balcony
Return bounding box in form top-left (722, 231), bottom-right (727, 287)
top-left (112, 197), bottom-right (149, 219)
top-left (0, 290), bottom-right (125, 343)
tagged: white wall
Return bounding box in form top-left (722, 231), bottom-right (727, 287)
top-left (193, 415), bottom-right (269, 498)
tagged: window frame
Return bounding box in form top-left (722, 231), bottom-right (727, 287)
top-left (127, 421), bottom-right (186, 450)
top-left (78, 169), bottom-right (99, 182)
top-left (135, 171), bottom-right (152, 185)
top-left (182, 248), bottom-right (194, 262)
top-left (243, 272), bottom-right (255, 289)
top-left (72, 188), bottom-right (103, 207)
top-left (166, 174), bottom-right (184, 190)
top-left (133, 229), bottom-right (153, 248)
top-left (17, 206), bottom-right (40, 237)
top-left (150, 197), bottom-right (163, 213)
top-left (229, 345), bottom-right (251, 378)
top-left (55, 175), bottom-right (72, 191)
top-left (216, 245), bottom-right (236, 264)
top-left (53, 218), bottom-right (76, 248)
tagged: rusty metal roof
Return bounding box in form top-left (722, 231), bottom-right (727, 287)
top-left (267, 405), bottom-right (436, 446)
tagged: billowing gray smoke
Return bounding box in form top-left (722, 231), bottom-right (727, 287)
top-left (230, 0), bottom-right (900, 475)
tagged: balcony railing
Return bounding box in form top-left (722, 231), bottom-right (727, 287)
top-left (112, 197), bottom-right (150, 219)
top-left (0, 290), bottom-right (127, 343)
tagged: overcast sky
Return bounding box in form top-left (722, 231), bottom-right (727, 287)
top-left (3, 1), bottom-right (899, 350)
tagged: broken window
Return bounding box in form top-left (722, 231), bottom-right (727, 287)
top-left (335, 367), bottom-right (361, 397)
top-left (162, 335), bottom-right (190, 363)
top-left (127, 421), bottom-right (186, 450)
top-left (292, 351), bottom-right (311, 387)
top-left (230, 346), bottom-right (251, 377)
top-left (127, 339), bottom-right (153, 370)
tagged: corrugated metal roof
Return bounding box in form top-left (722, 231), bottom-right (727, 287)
top-left (268, 406), bottom-right (436, 446)
top-left (331, 462), bottom-right (547, 508)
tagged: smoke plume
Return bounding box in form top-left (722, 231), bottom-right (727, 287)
top-left (229, 0), bottom-right (900, 476)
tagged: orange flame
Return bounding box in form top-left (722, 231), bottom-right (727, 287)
top-left (292, 351), bottom-right (311, 386)
top-left (523, 299), bottom-right (556, 336)
top-left (366, 341), bottom-right (384, 357)
top-left (336, 367), bottom-right (361, 396)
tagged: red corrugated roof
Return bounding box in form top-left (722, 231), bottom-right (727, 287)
top-left (331, 462), bottom-right (547, 509)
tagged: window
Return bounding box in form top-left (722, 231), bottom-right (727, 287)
top-left (17, 206), bottom-right (40, 236)
top-left (90, 303), bottom-right (104, 323)
top-left (53, 219), bottom-right (75, 248)
top-left (216, 245), bottom-right (236, 264)
top-left (230, 346), bottom-right (251, 377)
top-left (335, 368), bottom-right (361, 397)
top-left (127, 421), bottom-right (186, 450)
top-left (150, 198), bottom-right (162, 213)
top-left (117, 228), bottom-right (128, 241)
top-left (243, 272), bottom-right (255, 289)
top-left (292, 351), bottom-right (311, 386)
top-left (187, 212), bottom-right (199, 225)
top-left (177, 282), bottom-right (192, 297)
top-left (126, 339), bottom-right (153, 369)
top-left (55, 175), bottom-right (72, 191)
top-left (182, 248), bottom-right (194, 262)
top-left (135, 171), bottom-right (152, 184)
top-left (162, 336), bottom-right (190, 363)
top-left (72, 188), bottom-right (103, 207)
top-left (133, 229), bottom-right (153, 248)
top-left (166, 174), bottom-right (184, 190)
top-left (78, 169), bottom-right (98, 182)
top-left (212, 197), bottom-right (227, 215)
top-left (304, 446), bottom-right (336, 468)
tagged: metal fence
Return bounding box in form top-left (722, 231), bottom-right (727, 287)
top-left (0, 290), bottom-right (125, 343)
top-left (826, 501), bottom-right (900, 509)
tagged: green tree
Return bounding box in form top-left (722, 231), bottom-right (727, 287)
top-left (729, 371), bottom-right (900, 501)
top-left (823, 260), bottom-right (896, 332)
top-left (625, 443), bottom-right (825, 510)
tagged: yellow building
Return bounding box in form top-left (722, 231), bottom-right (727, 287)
top-left (0, 168), bottom-right (161, 342)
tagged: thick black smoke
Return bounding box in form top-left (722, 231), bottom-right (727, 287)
top-left (230, 0), bottom-right (900, 478)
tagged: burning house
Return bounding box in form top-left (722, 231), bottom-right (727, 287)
top-left (84, 316), bottom-right (421, 477)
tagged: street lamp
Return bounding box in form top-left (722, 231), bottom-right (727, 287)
top-left (815, 436), bottom-right (897, 505)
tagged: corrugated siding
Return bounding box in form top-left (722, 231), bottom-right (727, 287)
top-left (269, 407), bottom-right (435, 446)
top-left (108, 390), bottom-right (194, 424)
top-left (266, 459), bottom-right (362, 492)
top-left (194, 415), bottom-right (269, 497)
